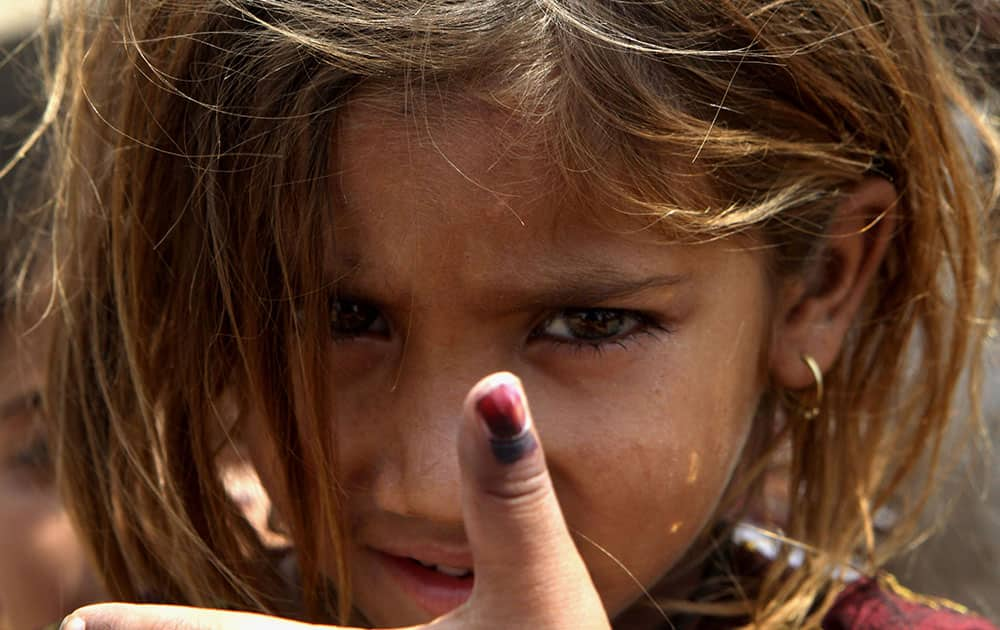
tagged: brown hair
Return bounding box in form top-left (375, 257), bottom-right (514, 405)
top-left (40, 0), bottom-right (998, 625)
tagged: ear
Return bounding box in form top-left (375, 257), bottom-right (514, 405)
top-left (769, 177), bottom-right (897, 390)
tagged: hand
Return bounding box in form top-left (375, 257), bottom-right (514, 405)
top-left (62, 372), bottom-right (612, 630)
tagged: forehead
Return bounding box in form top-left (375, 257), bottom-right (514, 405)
top-left (329, 93), bottom-right (686, 277)
top-left (335, 94), bottom-right (558, 221)
top-left (323, 91), bottom-right (775, 320)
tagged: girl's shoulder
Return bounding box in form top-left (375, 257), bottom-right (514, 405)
top-left (823, 574), bottom-right (998, 630)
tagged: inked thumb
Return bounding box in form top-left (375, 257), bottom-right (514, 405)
top-left (450, 372), bottom-right (608, 629)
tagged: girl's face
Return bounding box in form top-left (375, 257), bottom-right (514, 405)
top-left (252, 98), bottom-right (774, 627)
top-left (0, 316), bottom-right (105, 630)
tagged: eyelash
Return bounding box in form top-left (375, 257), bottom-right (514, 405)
top-left (329, 298), bottom-right (671, 354)
top-left (529, 310), bottom-right (671, 355)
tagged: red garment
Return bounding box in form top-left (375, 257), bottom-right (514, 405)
top-left (823, 576), bottom-right (998, 630)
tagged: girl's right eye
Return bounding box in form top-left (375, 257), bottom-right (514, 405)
top-left (329, 298), bottom-right (389, 339)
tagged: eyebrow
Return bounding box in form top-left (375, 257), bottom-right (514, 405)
top-left (506, 269), bottom-right (691, 308)
top-left (332, 262), bottom-right (691, 310)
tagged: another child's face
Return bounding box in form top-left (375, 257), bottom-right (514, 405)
top-left (251, 97), bottom-right (773, 626)
top-left (0, 315), bottom-right (105, 630)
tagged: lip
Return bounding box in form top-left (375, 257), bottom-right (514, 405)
top-left (374, 548), bottom-right (475, 618)
top-left (372, 541), bottom-right (475, 570)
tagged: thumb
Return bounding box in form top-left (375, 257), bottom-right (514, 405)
top-left (450, 372), bottom-right (608, 628)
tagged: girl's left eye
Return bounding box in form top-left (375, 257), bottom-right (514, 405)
top-left (531, 308), bottom-right (664, 350)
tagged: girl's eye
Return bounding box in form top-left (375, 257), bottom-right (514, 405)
top-left (329, 298), bottom-right (389, 338)
top-left (532, 308), bottom-right (664, 350)
top-left (13, 438), bottom-right (51, 473)
top-left (2, 394), bottom-right (53, 480)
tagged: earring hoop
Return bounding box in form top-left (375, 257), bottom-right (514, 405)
top-left (799, 353), bottom-right (823, 420)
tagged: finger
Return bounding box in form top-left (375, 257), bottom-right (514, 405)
top-left (61, 603), bottom-right (364, 630)
top-left (451, 372), bottom-right (608, 628)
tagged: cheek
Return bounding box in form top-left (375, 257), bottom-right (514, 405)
top-left (538, 340), bottom-right (763, 615)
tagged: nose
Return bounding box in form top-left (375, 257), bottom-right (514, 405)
top-left (341, 359), bottom-right (485, 525)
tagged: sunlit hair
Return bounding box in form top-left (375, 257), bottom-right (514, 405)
top-left (34, 0), bottom-right (998, 626)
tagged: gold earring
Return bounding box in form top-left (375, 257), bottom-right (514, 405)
top-left (799, 353), bottom-right (823, 420)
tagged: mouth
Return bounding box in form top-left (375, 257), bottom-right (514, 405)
top-left (408, 557), bottom-right (474, 579)
top-left (377, 550), bottom-right (475, 618)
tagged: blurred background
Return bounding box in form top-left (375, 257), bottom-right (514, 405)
top-left (0, 2), bottom-right (44, 42)
top-left (1, 4), bottom-right (108, 630)
top-left (0, 0), bottom-right (45, 192)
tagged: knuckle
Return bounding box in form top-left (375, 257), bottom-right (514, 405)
top-left (482, 464), bottom-right (553, 505)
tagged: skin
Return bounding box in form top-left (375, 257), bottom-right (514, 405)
top-left (247, 97), bottom-right (769, 628)
top-left (68, 98), bottom-right (896, 629)
top-left (0, 313), bottom-right (106, 630)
